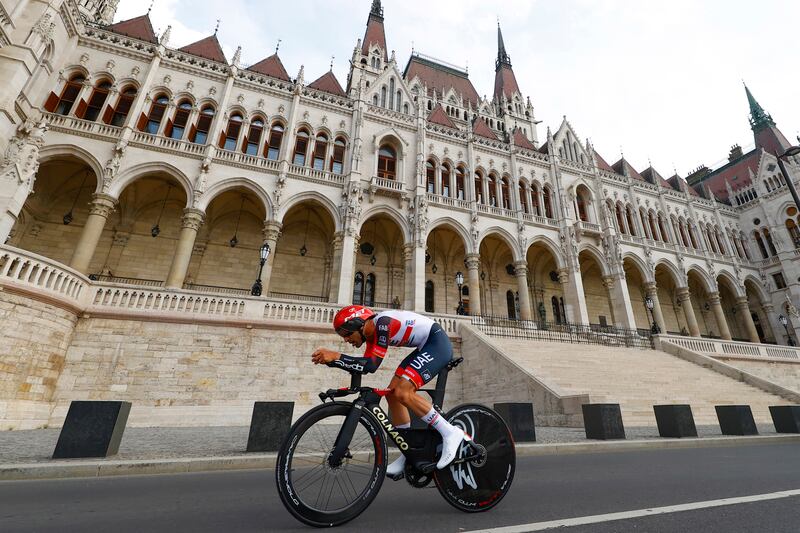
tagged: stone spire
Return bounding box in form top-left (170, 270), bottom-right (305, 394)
top-left (745, 83), bottom-right (775, 133)
top-left (361, 0), bottom-right (388, 61)
top-left (370, 0), bottom-right (384, 19)
top-left (493, 21), bottom-right (521, 102)
top-left (744, 82), bottom-right (792, 156)
top-left (496, 21), bottom-right (511, 69)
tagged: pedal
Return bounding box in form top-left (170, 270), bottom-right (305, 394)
top-left (417, 461), bottom-right (437, 474)
top-left (386, 471), bottom-right (405, 481)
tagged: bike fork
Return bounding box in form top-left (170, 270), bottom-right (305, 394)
top-left (328, 401), bottom-right (365, 468)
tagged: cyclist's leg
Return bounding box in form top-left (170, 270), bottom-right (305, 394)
top-left (386, 374), bottom-right (412, 426)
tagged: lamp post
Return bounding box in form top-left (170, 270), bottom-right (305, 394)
top-left (779, 313), bottom-right (795, 346)
top-left (776, 146), bottom-right (800, 212)
top-left (251, 243), bottom-right (271, 297)
top-left (455, 271), bottom-right (465, 315)
top-left (645, 295), bottom-right (660, 334)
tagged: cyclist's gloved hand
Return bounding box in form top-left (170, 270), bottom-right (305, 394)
top-left (312, 348), bottom-right (340, 365)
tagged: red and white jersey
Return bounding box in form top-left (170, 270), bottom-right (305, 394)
top-left (373, 310), bottom-right (437, 349)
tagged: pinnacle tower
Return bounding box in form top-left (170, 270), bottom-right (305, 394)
top-left (744, 83), bottom-right (791, 156)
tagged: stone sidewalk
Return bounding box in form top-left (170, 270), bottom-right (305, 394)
top-left (0, 424), bottom-right (786, 465)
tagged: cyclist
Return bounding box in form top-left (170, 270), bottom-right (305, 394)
top-left (312, 305), bottom-right (469, 477)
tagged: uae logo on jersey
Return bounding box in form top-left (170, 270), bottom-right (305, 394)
top-left (422, 369), bottom-right (432, 381)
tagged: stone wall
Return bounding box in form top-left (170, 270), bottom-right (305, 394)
top-left (0, 290), bottom-right (78, 429)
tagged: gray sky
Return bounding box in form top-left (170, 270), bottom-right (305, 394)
top-left (116, 0), bottom-right (800, 176)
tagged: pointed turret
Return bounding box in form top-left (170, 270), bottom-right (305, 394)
top-left (362, 0), bottom-right (388, 62)
top-left (744, 83), bottom-right (792, 156)
top-left (179, 35), bottom-right (227, 63)
top-left (493, 23), bottom-right (520, 102)
top-left (106, 13), bottom-right (157, 43)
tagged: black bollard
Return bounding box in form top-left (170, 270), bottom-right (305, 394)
top-left (715, 405), bottom-right (758, 436)
top-left (582, 403), bottom-right (625, 440)
top-left (494, 402), bottom-right (536, 442)
top-left (52, 401), bottom-right (131, 459)
top-left (769, 405), bottom-right (800, 433)
top-left (653, 405), bottom-right (698, 438)
top-left (246, 401), bottom-right (294, 452)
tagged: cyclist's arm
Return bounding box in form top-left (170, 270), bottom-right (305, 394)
top-left (328, 315), bottom-right (392, 374)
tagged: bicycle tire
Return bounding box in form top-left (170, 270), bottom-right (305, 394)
top-left (275, 402), bottom-right (387, 528)
top-left (433, 403), bottom-right (515, 513)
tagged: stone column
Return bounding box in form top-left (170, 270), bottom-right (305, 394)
top-left (261, 221), bottom-right (282, 295)
top-left (762, 303), bottom-right (783, 344)
top-left (412, 243), bottom-right (427, 312)
top-left (69, 193), bottom-right (117, 274)
top-left (514, 260), bottom-right (532, 320)
top-left (603, 274), bottom-right (637, 329)
top-left (677, 287), bottom-right (701, 337)
top-left (165, 208), bottom-right (205, 288)
top-left (708, 291), bottom-right (732, 340)
top-left (465, 253), bottom-right (481, 316)
top-left (644, 282), bottom-right (667, 334)
top-left (735, 296), bottom-right (761, 343)
top-left (328, 232), bottom-right (344, 302)
top-left (401, 243), bottom-right (414, 309)
top-left (559, 268), bottom-right (589, 324)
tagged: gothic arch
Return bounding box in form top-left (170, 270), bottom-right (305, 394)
top-left (197, 178), bottom-right (273, 220)
top-left (577, 245), bottom-right (610, 277)
top-left (373, 127), bottom-right (410, 158)
top-left (360, 205), bottom-right (411, 242)
top-left (278, 191), bottom-right (341, 230)
top-left (525, 235), bottom-right (565, 270)
top-left (478, 226), bottom-right (521, 261)
top-left (686, 265), bottom-right (715, 294)
top-left (622, 252), bottom-right (652, 283)
top-left (654, 259), bottom-right (683, 287)
top-left (109, 162), bottom-right (194, 207)
top-left (426, 217), bottom-right (472, 254)
top-left (743, 275), bottom-right (769, 304)
top-left (716, 269), bottom-right (745, 298)
top-left (38, 144), bottom-right (104, 190)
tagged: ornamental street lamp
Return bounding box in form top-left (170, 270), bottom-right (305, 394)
top-left (645, 295), bottom-right (660, 334)
top-left (779, 313), bottom-right (795, 346)
top-left (455, 271), bottom-right (465, 315)
top-left (251, 243), bottom-right (271, 297)
top-left (776, 146), bottom-right (800, 213)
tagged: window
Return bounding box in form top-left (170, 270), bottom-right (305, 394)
top-left (389, 78), bottom-right (395, 109)
top-left (688, 224), bottom-right (698, 249)
top-left (293, 129), bottom-right (310, 166)
top-left (649, 212), bottom-right (659, 241)
top-left (551, 296), bottom-right (561, 325)
top-left (773, 273), bottom-right (787, 290)
top-left (244, 118), bottom-right (264, 155)
top-left (109, 86), bottom-right (137, 126)
top-left (143, 95), bottom-right (168, 134)
top-left (312, 133), bottom-right (328, 171)
top-left (576, 192), bottom-right (587, 221)
top-left (426, 161), bottom-right (436, 193)
top-left (506, 290), bottom-right (517, 320)
top-left (330, 137), bottom-right (346, 174)
top-left (51, 75), bottom-right (85, 115)
top-left (543, 187), bottom-right (553, 218)
top-left (365, 273), bottom-right (376, 306)
top-left (475, 171), bottom-right (483, 204)
top-left (441, 164), bottom-right (451, 197)
top-left (377, 145), bottom-right (396, 179)
top-left (640, 211), bottom-right (650, 238)
top-left (532, 185), bottom-right (541, 215)
top-left (520, 182), bottom-right (528, 213)
top-left (168, 101), bottom-right (192, 139)
top-left (83, 80), bottom-right (111, 122)
top-left (489, 174), bottom-right (498, 207)
top-left (755, 231), bottom-right (769, 258)
top-left (659, 216), bottom-right (670, 244)
top-left (626, 207), bottom-right (636, 236)
top-left (764, 228), bottom-right (777, 256)
top-left (616, 205), bottom-right (627, 234)
top-left (353, 272), bottom-right (364, 304)
top-left (787, 219), bottom-right (800, 248)
top-left (191, 106), bottom-right (215, 144)
top-left (221, 113), bottom-right (243, 151)
top-left (425, 281), bottom-right (434, 312)
top-left (395, 91), bottom-right (402, 112)
top-left (266, 123), bottom-right (284, 160)
top-left (456, 167), bottom-right (465, 200)
top-left (501, 178), bottom-right (511, 210)
top-left (380, 86), bottom-right (387, 108)
top-left (715, 231), bottom-right (726, 255)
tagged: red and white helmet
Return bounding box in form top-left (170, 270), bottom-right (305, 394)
top-left (333, 305), bottom-right (375, 335)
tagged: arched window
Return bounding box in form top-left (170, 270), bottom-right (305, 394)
top-left (83, 80), bottom-right (112, 122)
top-left (551, 296), bottom-right (561, 325)
top-left (532, 185), bottom-right (541, 215)
top-left (754, 231), bottom-right (769, 258)
top-left (377, 145), bottom-right (396, 179)
top-left (441, 164), bottom-right (451, 197)
top-left (625, 207), bottom-right (636, 236)
top-left (380, 86), bottom-right (387, 108)
top-left (649, 212), bottom-right (660, 241)
top-left (292, 128), bottom-right (310, 166)
top-left (543, 186), bottom-right (553, 218)
top-left (705, 227), bottom-right (717, 253)
top-left (244, 118), bottom-right (264, 155)
top-left (425, 281), bottom-right (434, 312)
top-left (456, 167), bottom-right (466, 200)
top-left (372, 94), bottom-right (379, 106)
top-left (658, 216), bottom-right (670, 244)
top-left (365, 273), bottom-right (376, 306)
top-left (330, 137), bottom-right (346, 174)
top-left (506, 290), bottom-right (517, 319)
top-left (741, 233), bottom-right (751, 260)
top-left (475, 171), bottom-right (483, 204)
top-left (616, 204), bottom-right (627, 234)
top-left (679, 222), bottom-right (689, 247)
top-left (426, 160), bottom-right (436, 193)
top-left (109, 86), bottom-right (137, 126)
top-left (167, 100), bottom-right (192, 139)
top-left (763, 228), bottom-right (777, 255)
top-left (190, 106), bottom-right (215, 144)
top-left (688, 223), bottom-right (698, 249)
top-left (266, 122), bottom-right (284, 160)
top-left (312, 133), bottom-right (329, 170)
top-left (389, 78), bottom-right (395, 109)
top-left (488, 174), bottom-right (498, 207)
top-left (715, 230), bottom-right (726, 255)
top-left (141, 94), bottom-right (168, 134)
top-left (403, 103), bottom-right (409, 114)
top-left (353, 272), bottom-right (364, 305)
top-left (519, 182), bottom-right (528, 213)
top-left (576, 192), bottom-right (588, 222)
top-left (501, 177), bottom-right (511, 210)
top-left (787, 219), bottom-right (800, 248)
top-left (395, 90), bottom-right (402, 112)
top-left (219, 113), bottom-right (243, 150)
top-left (50, 74), bottom-right (85, 115)
top-left (640, 210), bottom-right (650, 238)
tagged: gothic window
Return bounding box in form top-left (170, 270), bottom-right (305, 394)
top-left (168, 100), bottom-right (192, 140)
top-left (353, 272), bottom-right (364, 304)
top-left (403, 103), bottom-right (409, 114)
top-left (221, 113), bottom-right (244, 151)
top-left (365, 273), bottom-right (376, 306)
top-left (754, 231), bottom-right (768, 258)
top-left (658, 215), bottom-right (670, 244)
top-left (520, 181), bottom-right (529, 213)
top-left (488, 174), bottom-right (498, 207)
top-left (312, 133), bottom-right (329, 170)
top-left (787, 219), bottom-right (800, 248)
top-left (266, 122), bottom-right (284, 160)
top-left (50, 74), bottom-right (85, 115)
top-left (506, 291), bottom-right (517, 319)
top-left (377, 145), bottom-right (397, 179)
top-left (83, 80), bottom-right (112, 122)
top-left (501, 177), bottom-right (511, 210)
top-left (688, 224), bottom-right (698, 249)
top-left (763, 228), bottom-right (777, 255)
top-left (625, 206), bottom-right (636, 236)
top-left (244, 118), bottom-right (264, 155)
top-left (141, 94), bottom-right (168, 134)
top-left (330, 137), bottom-right (346, 174)
top-left (373, 94), bottom-right (379, 106)
top-left (425, 281), bottom-right (434, 312)
top-left (715, 230), bottom-right (726, 255)
top-left (532, 185), bottom-right (541, 216)
top-left (474, 171), bottom-right (484, 204)
top-left (640, 210), bottom-right (650, 238)
top-left (441, 164), bottom-right (451, 197)
top-left (109, 86), bottom-right (137, 126)
top-left (292, 128), bottom-right (310, 166)
top-left (649, 212), bottom-right (660, 241)
top-left (396, 91), bottom-right (402, 112)
top-left (190, 106), bottom-right (215, 144)
top-left (389, 78), bottom-right (395, 109)
top-left (427, 100), bottom-right (432, 111)
top-left (552, 296), bottom-right (561, 325)
top-left (616, 204), bottom-right (627, 234)
top-left (380, 86), bottom-right (387, 108)
top-left (543, 186), bottom-right (553, 218)
top-left (426, 160), bottom-right (436, 193)
top-left (456, 166), bottom-right (466, 200)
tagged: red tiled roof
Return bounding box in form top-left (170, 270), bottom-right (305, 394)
top-left (697, 150), bottom-right (759, 201)
top-left (106, 14), bottom-right (157, 43)
top-left (308, 71), bottom-right (346, 97)
top-left (755, 126), bottom-right (792, 157)
top-left (667, 175), bottom-right (700, 196)
top-left (472, 117), bottom-right (498, 140)
top-left (248, 54), bottom-right (290, 81)
top-left (179, 35), bottom-right (226, 63)
top-left (404, 56), bottom-right (479, 107)
top-left (593, 151), bottom-right (614, 172)
top-left (427, 104), bottom-right (456, 128)
top-left (494, 65), bottom-right (521, 102)
top-left (362, 16), bottom-right (388, 61)
top-left (512, 128), bottom-right (535, 150)
top-left (640, 166), bottom-right (673, 189)
top-left (612, 158), bottom-right (646, 181)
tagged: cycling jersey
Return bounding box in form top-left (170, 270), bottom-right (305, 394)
top-left (330, 310), bottom-right (451, 387)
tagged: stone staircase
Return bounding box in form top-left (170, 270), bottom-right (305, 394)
top-left (478, 335), bottom-right (794, 426)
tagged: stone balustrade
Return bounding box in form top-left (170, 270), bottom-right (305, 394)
top-left (658, 334), bottom-right (800, 363)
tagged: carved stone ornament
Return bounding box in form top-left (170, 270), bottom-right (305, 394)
top-left (106, 60), bottom-right (116, 72)
top-left (303, 111), bottom-right (310, 121)
top-left (786, 295), bottom-right (799, 319)
top-left (340, 120), bottom-right (347, 129)
top-left (237, 93), bottom-right (245, 104)
top-left (322, 115), bottom-right (328, 125)
top-left (186, 80), bottom-right (194, 91)
top-left (131, 66), bottom-right (141, 78)
top-left (209, 86), bottom-right (217, 96)
top-left (278, 104), bottom-right (285, 115)
top-left (1, 115), bottom-right (48, 188)
top-left (163, 75), bottom-right (172, 86)
top-left (80, 53), bottom-right (90, 66)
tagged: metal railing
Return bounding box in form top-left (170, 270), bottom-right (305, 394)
top-left (89, 274), bottom-right (164, 288)
top-left (472, 315), bottom-right (653, 349)
top-left (267, 291), bottom-right (329, 303)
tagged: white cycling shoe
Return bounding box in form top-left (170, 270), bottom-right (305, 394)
top-left (436, 428), bottom-right (470, 470)
top-left (386, 455), bottom-right (406, 479)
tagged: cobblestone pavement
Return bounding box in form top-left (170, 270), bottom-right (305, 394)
top-left (0, 424), bottom-right (780, 464)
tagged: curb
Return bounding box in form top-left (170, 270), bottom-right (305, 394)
top-left (2, 434), bottom-right (798, 482)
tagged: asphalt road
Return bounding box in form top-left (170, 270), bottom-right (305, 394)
top-left (1, 443), bottom-right (799, 532)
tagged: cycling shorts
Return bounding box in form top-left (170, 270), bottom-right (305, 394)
top-left (394, 323), bottom-right (452, 388)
